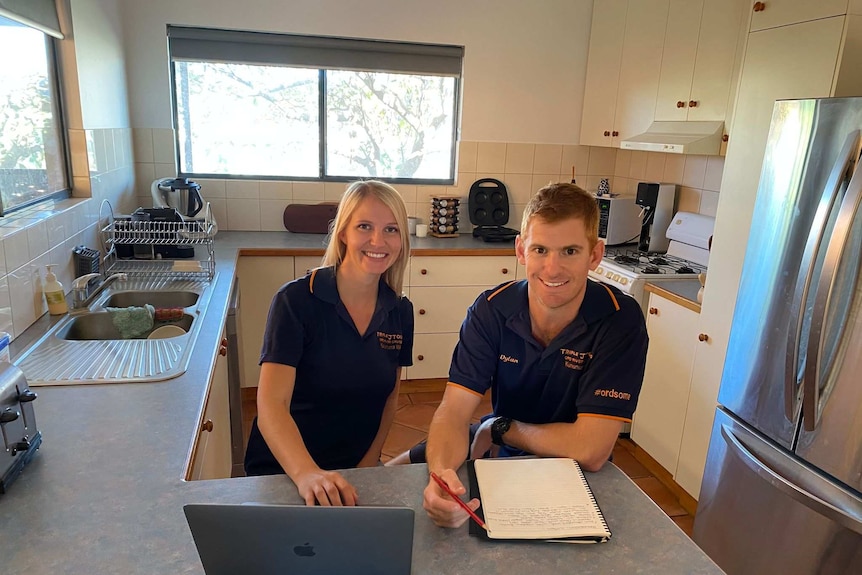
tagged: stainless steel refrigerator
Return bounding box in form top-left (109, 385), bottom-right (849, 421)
top-left (693, 98), bottom-right (862, 574)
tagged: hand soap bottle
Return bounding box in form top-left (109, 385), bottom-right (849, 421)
top-left (43, 265), bottom-right (68, 315)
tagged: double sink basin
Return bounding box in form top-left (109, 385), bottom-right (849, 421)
top-left (17, 277), bottom-right (214, 386)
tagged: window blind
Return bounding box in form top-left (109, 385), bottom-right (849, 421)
top-left (0, 0), bottom-right (62, 38)
top-left (167, 25), bottom-right (463, 77)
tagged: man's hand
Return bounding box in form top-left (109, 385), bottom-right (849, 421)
top-left (294, 469), bottom-right (358, 506)
top-left (469, 417), bottom-right (500, 460)
top-left (422, 468), bottom-right (480, 528)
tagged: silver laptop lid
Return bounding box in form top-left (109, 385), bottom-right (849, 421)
top-left (184, 504), bottom-right (414, 575)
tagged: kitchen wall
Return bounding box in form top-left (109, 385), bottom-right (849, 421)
top-left (0, 0), bottom-right (133, 341)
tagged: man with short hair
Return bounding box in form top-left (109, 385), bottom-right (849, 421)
top-left (418, 182), bottom-right (648, 528)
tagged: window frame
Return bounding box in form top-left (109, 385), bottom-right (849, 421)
top-left (166, 26), bottom-right (462, 185)
top-left (0, 18), bottom-right (71, 216)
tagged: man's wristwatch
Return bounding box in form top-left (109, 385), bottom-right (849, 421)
top-left (490, 417), bottom-right (513, 446)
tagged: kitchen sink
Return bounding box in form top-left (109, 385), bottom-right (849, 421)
top-left (15, 276), bottom-right (215, 385)
top-left (102, 290), bottom-right (199, 309)
top-left (56, 311), bottom-right (194, 341)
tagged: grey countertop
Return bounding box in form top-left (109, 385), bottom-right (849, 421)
top-left (0, 231), bottom-right (722, 574)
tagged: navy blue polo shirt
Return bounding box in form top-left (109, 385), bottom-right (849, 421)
top-left (449, 278), bottom-right (648, 457)
top-left (245, 266), bottom-right (414, 474)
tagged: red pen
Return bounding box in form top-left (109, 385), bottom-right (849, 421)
top-left (430, 471), bottom-right (489, 532)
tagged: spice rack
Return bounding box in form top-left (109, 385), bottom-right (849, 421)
top-left (99, 200), bottom-right (217, 280)
top-left (429, 196), bottom-right (460, 237)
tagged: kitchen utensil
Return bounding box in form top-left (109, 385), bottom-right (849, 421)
top-left (597, 178), bottom-right (610, 196)
top-left (468, 179), bottom-right (518, 242)
top-left (282, 203), bottom-right (338, 234)
top-left (429, 197), bottom-right (460, 237)
top-left (0, 362), bottom-right (41, 494)
top-left (151, 178), bottom-right (204, 219)
top-left (148, 325), bottom-right (187, 339)
top-left (415, 223), bottom-right (428, 238)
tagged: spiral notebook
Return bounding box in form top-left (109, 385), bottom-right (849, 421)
top-left (467, 458), bottom-right (611, 543)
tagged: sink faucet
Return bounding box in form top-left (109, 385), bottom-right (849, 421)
top-left (70, 273), bottom-right (128, 312)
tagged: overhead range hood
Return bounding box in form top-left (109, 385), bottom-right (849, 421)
top-left (620, 121), bottom-right (724, 155)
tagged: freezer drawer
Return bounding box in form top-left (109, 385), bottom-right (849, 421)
top-left (694, 408), bottom-right (862, 575)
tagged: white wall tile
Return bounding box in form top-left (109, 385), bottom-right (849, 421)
top-left (533, 144), bottom-right (562, 175)
top-left (0, 238), bottom-right (5, 276)
top-left (259, 181), bottom-right (292, 200)
top-left (504, 143), bottom-right (534, 174)
top-left (678, 186), bottom-right (702, 214)
top-left (588, 147), bottom-right (616, 176)
top-left (226, 199), bottom-right (261, 230)
top-left (26, 221), bottom-right (49, 260)
top-left (682, 155), bottom-right (707, 189)
top-left (663, 154), bottom-right (686, 183)
top-left (476, 142), bottom-right (506, 173)
top-left (260, 199), bottom-right (290, 231)
top-left (503, 173), bottom-right (534, 205)
top-left (69, 129), bottom-right (90, 178)
top-left (152, 128), bottom-right (176, 164)
top-left (88, 129), bottom-right (101, 174)
top-left (394, 184), bottom-right (417, 204)
top-left (614, 149), bottom-right (631, 178)
top-left (704, 155), bottom-right (725, 192)
top-left (645, 153), bottom-right (667, 182)
top-left (8, 263), bottom-right (40, 337)
top-left (0, 276), bottom-right (13, 338)
top-left (132, 128), bottom-right (154, 163)
top-left (293, 182), bottom-right (324, 201)
top-left (700, 190), bottom-right (720, 217)
top-left (628, 151), bottom-right (647, 180)
top-left (458, 141), bottom-right (478, 172)
top-left (207, 198), bottom-right (227, 231)
top-left (104, 129), bottom-right (117, 172)
top-left (153, 163), bottom-right (176, 180)
top-left (323, 182), bottom-right (346, 202)
top-left (531, 174), bottom-right (559, 194)
top-left (134, 163), bottom-right (156, 197)
top-left (4, 229), bottom-right (30, 271)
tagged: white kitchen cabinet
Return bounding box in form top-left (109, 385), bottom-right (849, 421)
top-left (631, 292), bottom-right (700, 477)
top-left (294, 255), bottom-right (323, 278)
top-left (675, 13), bottom-right (862, 499)
top-left (654, 0), bottom-right (746, 122)
top-left (748, 0), bottom-right (849, 32)
top-left (580, 0), bottom-right (668, 147)
top-left (191, 328), bottom-right (232, 480)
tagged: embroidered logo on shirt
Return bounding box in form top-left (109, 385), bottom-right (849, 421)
top-left (378, 331), bottom-right (403, 350)
top-left (594, 388), bottom-right (632, 401)
top-left (560, 348), bottom-right (593, 370)
top-left (499, 354), bottom-right (519, 364)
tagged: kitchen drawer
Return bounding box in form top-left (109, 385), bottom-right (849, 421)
top-left (409, 256), bottom-right (515, 287)
top-left (411, 286), bottom-right (481, 334)
top-left (409, 332), bottom-right (460, 379)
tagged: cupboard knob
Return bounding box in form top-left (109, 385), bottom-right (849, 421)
top-left (698, 333), bottom-right (709, 342)
top-left (501, 268), bottom-right (509, 275)
top-left (417, 355), bottom-right (424, 361)
top-left (419, 309), bottom-right (426, 315)
top-left (649, 307), bottom-right (658, 315)
top-left (688, 100), bottom-right (698, 108)
top-left (603, 130), bottom-right (611, 137)
top-left (201, 420), bottom-right (213, 433)
top-left (420, 269), bottom-right (428, 275)
top-left (612, 130), bottom-right (619, 137)
top-left (753, 1), bottom-right (765, 12)
top-left (722, 134), bottom-right (729, 142)
top-left (677, 100), bottom-right (685, 108)
top-left (219, 345), bottom-right (227, 357)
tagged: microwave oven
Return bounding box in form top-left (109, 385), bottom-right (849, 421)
top-left (596, 196), bottom-right (641, 245)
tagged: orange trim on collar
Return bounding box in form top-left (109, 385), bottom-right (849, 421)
top-left (578, 413), bottom-right (631, 423)
top-left (486, 280), bottom-right (518, 302)
top-left (446, 382), bottom-right (486, 398)
top-left (597, 283), bottom-right (620, 311)
top-left (309, 268), bottom-right (318, 294)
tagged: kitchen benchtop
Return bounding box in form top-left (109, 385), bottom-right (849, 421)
top-left (645, 279), bottom-right (703, 313)
top-left (0, 232), bottom-right (722, 574)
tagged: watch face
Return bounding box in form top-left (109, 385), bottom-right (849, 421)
top-left (491, 417), bottom-right (511, 445)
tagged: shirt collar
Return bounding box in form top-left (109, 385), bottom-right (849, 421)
top-left (309, 265), bottom-right (399, 311)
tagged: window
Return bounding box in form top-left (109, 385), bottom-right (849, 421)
top-left (168, 26), bottom-right (463, 183)
top-left (0, 14), bottom-right (68, 215)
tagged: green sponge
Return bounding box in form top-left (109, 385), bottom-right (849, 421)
top-left (105, 304), bottom-right (155, 339)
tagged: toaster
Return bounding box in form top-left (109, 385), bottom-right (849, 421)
top-left (0, 361), bottom-right (41, 494)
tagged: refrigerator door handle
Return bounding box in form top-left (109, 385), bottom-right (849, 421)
top-left (785, 130), bottom-right (860, 422)
top-left (804, 144), bottom-right (862, 431)
top-left (721, 423), bottom-right (862, 536)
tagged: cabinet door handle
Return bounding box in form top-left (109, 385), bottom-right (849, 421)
top-left (612, 130), bottom-right (619, 137)
top-left (201, 420), bottom-right (213, 433)
top-left (501, 268), bottom-right (509, 275)
top-left (677, 100), bottom-right (686, 108)
top-left (688, 100), bottom-right (698, 108)
top-left (722, 134), bottom-right (729, 142)
top-left (649, 307), bottom-right (658, 315)
top-left (603, 130), bottom-right (611, 137)
top-left (753, 1), bottom-right (766, 12)
top-left (698, 333), bottom-right (710, 342)
top-left (420, 269), bottom-right (428, 275)
top-left (417, 355), bottom-right (424, 361)
top-left (418, 309), bottom-right (426, 315)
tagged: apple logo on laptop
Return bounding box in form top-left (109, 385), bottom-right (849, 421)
top-left (293, 542), bottom-right (315, 557)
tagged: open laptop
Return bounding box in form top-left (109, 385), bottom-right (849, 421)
top-left (184, 503), bottom-right (414, 575)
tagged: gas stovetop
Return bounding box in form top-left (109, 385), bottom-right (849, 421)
top-left (602, 246), bottom-right (707, 277)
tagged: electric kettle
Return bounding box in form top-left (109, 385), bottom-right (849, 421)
top-left (151, 178), bottom-right (204, 219)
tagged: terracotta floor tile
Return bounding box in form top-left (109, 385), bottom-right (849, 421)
top-left (381, 423), bottom-right (427, 458)
top-left (672, 514), bottom-right (695, 539)
top-left (408, 391), bottom-right (445, 404)
top-left (633, 477), bottom-right (687, 517)
top-left (616, 437), bottom-right (638, 454)
top-left (611, 445), bottom-right (651, 479)
top-left (393, 403), bottom-right (439, 432)
top-left (397, 394), bottom-right (411, 409)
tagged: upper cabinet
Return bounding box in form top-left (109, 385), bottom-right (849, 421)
top-left (655, 0), bottom-right (747, 122)
top-left (581, 0), bottom-right (747, 147)
top-left (580, 0), bottom-right (668, 147)
top-left (748, 0), bottom-right (850, 32)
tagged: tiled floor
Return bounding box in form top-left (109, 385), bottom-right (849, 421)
top-left (243, 387), bottom-right (696, 538)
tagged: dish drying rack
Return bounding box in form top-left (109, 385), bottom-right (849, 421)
top-left (99, 200), bottom-right (216, 280)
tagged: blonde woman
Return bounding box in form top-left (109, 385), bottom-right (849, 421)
top-left (245, 181), bottom-right (413, 506)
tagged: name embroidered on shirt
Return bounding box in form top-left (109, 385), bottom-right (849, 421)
top-left (377, 331), bottom-right (403, 350)
top-left (561, 348), bottom-right (593, 370)
top-left (499, 354), bottom-right (520, 364)
top-left (594, 388), bottom-right (632, 401)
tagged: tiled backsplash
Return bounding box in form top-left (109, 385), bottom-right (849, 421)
top-left (132, 130), bottom-right (724, 233)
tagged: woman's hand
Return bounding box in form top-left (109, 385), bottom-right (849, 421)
top-left (294, 468), bottom-right (359, 506)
